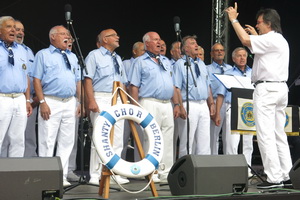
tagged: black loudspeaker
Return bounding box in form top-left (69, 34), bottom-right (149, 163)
top-left (290, 158), bottom-right (300, 189)
top-left (0, 157), bottom-right (63, 200)
top-left (168, 154), bottom-right (248, 195)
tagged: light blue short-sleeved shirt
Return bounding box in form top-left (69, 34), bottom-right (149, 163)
top-left (33, 45), bottom-right (81, 98)
top-left (84, 46), bottom-right (127, 93)
top-left (207, 61), bottom-right (232, 98)
top-left (216, 65), bottom-right (252, 103)
top-left (123, 57), bottom-right (135, 78)
top-left (174, 57), bottom-right (210, 101)
top-left (128, 53), bottom-right (174, 100)
top-left (0, 41), bottom-right (29, 93)
top-left (21, 44), bottom-right (35, 95)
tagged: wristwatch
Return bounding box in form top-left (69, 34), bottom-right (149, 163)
top-left (39, 99), bottom-right (45, 104)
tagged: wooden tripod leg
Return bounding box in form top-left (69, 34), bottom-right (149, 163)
top-left (99, 167), bottom-right (112, 197)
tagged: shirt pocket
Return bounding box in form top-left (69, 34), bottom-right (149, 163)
top-left (44, 62), bottom-right (61, 78)
top-left (97, 64), bottom-right (113, 77)
top-left (142, 65), bottom-right (155, 79)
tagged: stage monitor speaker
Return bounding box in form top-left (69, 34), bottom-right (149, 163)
top-left (290, 158), bottom-right (300, 189)
top-left (0, 157), bottom-right (63, 200)
top-left (168, 154), bottom-right (248, 195)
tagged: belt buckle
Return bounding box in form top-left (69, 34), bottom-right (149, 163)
top-left (62, 97), bottom-right (69, 102)
top-left (9, 93), bottom-right (20, 98)
top-left (12, 93), bottom-right (19, 98)
top-left (162, 100), bottom-right (168, 103)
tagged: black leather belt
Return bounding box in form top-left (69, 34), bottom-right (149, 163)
top-left (254, 80), bottom-right (286, 87)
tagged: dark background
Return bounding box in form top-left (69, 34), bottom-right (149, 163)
top-left (1, 0), bottom-right (299, 105)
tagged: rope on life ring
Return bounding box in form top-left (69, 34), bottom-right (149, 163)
top-left (93, 103), bottom-right (164, 178)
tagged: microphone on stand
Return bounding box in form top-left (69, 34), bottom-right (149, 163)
top-left (173, 16), bottom-right (181, 41)
top-left (65, 4), bottom-right (72, 23)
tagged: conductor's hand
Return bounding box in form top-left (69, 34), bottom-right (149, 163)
top-left (226, 2), bottom-right (239, 22)
top-left (245, 25), bottom-right (258, 35)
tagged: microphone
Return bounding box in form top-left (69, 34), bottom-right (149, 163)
top-left (173, 16), bottom-right (181, 35)
top-left (65, 4), bottom-right (72, 22)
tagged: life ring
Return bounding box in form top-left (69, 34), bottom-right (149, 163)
top-left (93, 104), bottom-right (164, 178)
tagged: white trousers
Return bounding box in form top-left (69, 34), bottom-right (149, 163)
top-left (1, 107), bottom-right (37, 157)
top-left (178, 101), bottom-right (211, 158)
top-left (210, 101), bottom-right (227, 155)
top-left (0, 95), bottom-right (27, 157)
top-left (224, 105), bottom-right (253, 171)
top-left (254, 83), bottom-right (292, 183)
top-left (38, 96), bottom-right (76, 180)
top-left (89, 93), bottom-right (125, 180)
top-left (139, 98), bottom-right (174, 180)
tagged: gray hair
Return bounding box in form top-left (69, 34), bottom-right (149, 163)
top-left (0, 16), bottom-right (14, 29)
top-left (49, 25), bottom-right (65, 40)
top-left (232, 47), bottom-right (248, 58)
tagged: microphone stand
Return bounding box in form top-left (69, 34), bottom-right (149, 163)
top-left (177, 31), bottom-right (197, 155)
top-left (63, 18), bottom-right (96, 192)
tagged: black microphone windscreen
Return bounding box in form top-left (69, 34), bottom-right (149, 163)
top-left (173, 16), bottom-right (180, 24)
top-left (65, 4), bottom-right (72, 12)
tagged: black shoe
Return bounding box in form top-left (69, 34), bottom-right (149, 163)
top-left (283, 179), bottom-right (293, 188)
top-left (257, 181), bottom-right (283, 189)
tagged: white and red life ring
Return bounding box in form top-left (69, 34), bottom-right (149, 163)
top-left (93, 104), bottom-right (164, 178)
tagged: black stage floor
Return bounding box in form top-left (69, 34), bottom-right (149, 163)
top-left (62, 171), bottom-right (300, 200)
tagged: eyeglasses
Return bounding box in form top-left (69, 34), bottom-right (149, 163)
top-left (213, 49), bottom-right (225, 52)
top-left (256, 20), bottom-right (264, 25)
top-left (105, 33), bottom-right (119, 38)
top-left (54, 32), bottom-right (69, 36)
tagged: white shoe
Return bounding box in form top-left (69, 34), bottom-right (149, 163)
top-left (248, 172), bottom-right (254, 178)
top-left (152, 174), bottom-right (160, 183)
top-left (89, 177), bottom-right (100, 185)
top-left (67, 171), bottom-right (80, 182)
top-left (110, 175), bottom-right (130, 185)
top-left (63, 180), bottom-right (71, 187)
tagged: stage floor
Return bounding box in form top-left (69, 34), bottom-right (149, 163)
top-left (62, 171), bottom-right (300, 200)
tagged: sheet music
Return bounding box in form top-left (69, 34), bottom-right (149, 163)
top-left (213, 73), bottom-right (254, 89)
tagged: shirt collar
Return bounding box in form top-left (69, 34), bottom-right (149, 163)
top-left (0, 40), bottom-right (17, 48)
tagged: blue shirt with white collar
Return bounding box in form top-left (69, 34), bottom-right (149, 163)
top-left (0, 40), bottom-right (29, 93)
top-left (207, 61), bottom-right (232, 98)
top-left (128, 52), bottom-right (174, 100)
top-left (174, 57), bottom-right (211, 101)
top-left (33, 45), bottom-right (81, 98)
top-left (84, 46), bottom-right (127, 92)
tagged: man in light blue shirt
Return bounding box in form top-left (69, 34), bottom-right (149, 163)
top-left (1, 19), bottom-right (37, 158)
top-left (0, 16), bottom-right (32, 158)
top-left (174, 35), bottom-right (215, 158)
top-left (33, 25), bottom-right (81, 187)
top-left (128, 31), bottom-right (180, 183)
top-left (207, 43), bottom-right (232, 155)
top-left (84, 29), bottom-right (129, 185)
top-left (214, 47), bottom-right (253, 177)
